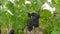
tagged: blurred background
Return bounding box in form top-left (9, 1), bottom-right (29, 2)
top-left (0, 0), bottom-right (60, 34)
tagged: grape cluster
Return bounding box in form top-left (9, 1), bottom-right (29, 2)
top-left (27, 12), bottom-right (40, 31)
top-left (9, 29), bottom-right (14, 34)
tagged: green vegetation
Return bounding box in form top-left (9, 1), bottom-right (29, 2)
top-left (0, 0), bottom-right (60, 34)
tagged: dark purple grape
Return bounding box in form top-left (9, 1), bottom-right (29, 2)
top-left (27, 26), bottom-right (33, 31)
top-left (31, 12), bottom-right (39, 27)
top-left (31, 12), bottom-right (40, 19)
top-left (9, 29), bottom-right (14, 34)
top-left (27, 19), bottom-right (33, 31)
top-left (33, 22), bottom-right (39, 28)
top-left (27, 12), bottom-right (40, 31)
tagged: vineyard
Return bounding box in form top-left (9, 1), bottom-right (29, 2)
top-left (0, 0), bottom-right (60, 34)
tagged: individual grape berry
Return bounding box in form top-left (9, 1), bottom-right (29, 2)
top-left (33, 22), bottom-right (39, 28)
top-left (27, 26), bottom-right (33, 31)
top-left (9, 29), bottom-right (14, 34)
top-left (31, 12), bottom-right (40, 19)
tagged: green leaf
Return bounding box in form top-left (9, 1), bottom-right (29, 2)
top-left (51, 31), bottom-right (60, 34)
top-left (0, 0), bottom-right (8, 5)
top-left (55, 4), bottom-right (60, 13)
top-left (40, 9), bottom-right (52, 18)
top-left (51, 0), bottom-right (56, 4)
top-left (20, 31), bottom-right (24, 34)
top-left (6, 1), bottom-right (15, 13)
top-left (54, 0), bottom-right (60, 4)
top-left (51, 27), bottom-right (60, 34)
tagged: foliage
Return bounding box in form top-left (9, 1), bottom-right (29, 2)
top-left (0, 0), bottom-right (60, 34)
